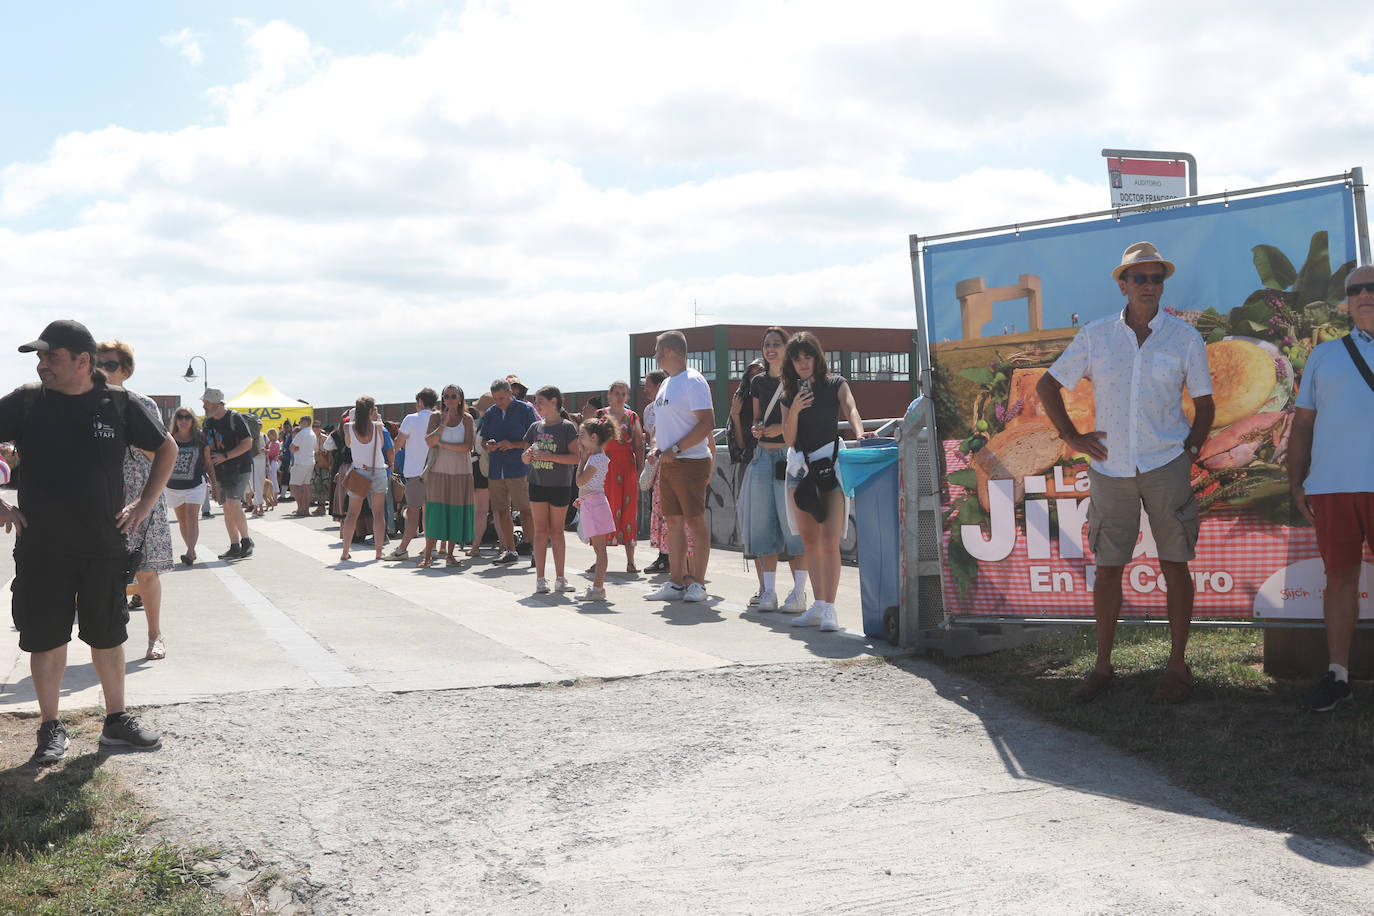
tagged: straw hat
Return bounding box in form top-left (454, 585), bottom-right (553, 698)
top-left (1112, 241), bottom-right (1176, 281)
top-left (474, 392), bottom-right (496, 413)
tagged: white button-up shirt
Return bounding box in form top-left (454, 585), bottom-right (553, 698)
top-left (1049, 308), bottom-right (1212, 478)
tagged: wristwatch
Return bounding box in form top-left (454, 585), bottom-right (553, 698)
top-left (671, 444), bottom-right (682, 456)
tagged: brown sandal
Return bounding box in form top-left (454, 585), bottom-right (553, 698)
top-left (417, 555), bottom-right (434, 568)
top-left (1069, 669), bottom-right (1113, 703)
top-left (1153, 666), bottom-right (1193, 704)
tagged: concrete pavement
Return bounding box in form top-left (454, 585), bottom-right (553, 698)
top-left (1, 507), bottom-right (898, 713)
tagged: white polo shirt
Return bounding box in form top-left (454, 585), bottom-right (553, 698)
top-left (1049, 307), bottom-right (1212, 478)
top-left (1295, 328), bottom-right (1374, 494)
top-left (653, 368), bottom-right (714, 459)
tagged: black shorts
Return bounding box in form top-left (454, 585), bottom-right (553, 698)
top-left (472, 458), bottom-right (488, 490)
top-left (528, 483), bottom-right (572, 507)
top-left (11, 543), bottom-right (129, 653)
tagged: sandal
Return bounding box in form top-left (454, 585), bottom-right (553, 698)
top-left (1069, 669), bottom-right (1113, 703)
top-left (417, 555), bottom-right (434, 568)
top-left (445, 555), bottom-right (463, 568)
top-left (1153, 665), bottom-right (1193, 704)
top-left (180, 552), bottom-right (196, 566)
top-left (146, 637), bottom-right (166, 661)
top-left (626, 564), bottom-right (638, 574)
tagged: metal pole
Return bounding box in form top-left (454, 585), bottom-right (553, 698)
top-left (1352, 166), bottom-right (1372, 265)
top-left (919, 172), bottom-right (1350, 246)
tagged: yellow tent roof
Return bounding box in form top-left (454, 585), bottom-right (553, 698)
top-left (225, 377), bottom-right (312, 423)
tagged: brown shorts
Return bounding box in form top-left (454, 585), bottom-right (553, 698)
top-left (659, 456), bottom-right (711, 517)
top-left (404, 475), bottom-right (426, 507)
top-left (1087, 451), bottom-right (1199, 566)
top-left (488, 475), bottom-right (531, 516)
top-left (1310, 492), bottom-right (1374, 574)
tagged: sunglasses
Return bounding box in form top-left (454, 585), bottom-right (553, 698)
top-left (174, 414), bottom-right (193, 420)
top-left (96, 360), bottom-right (123, 372)
top-left (1346, 282), bottom-right (1374, 297)
top-left (1124, 272), bottom-right (1166, 285)
top-left (443, 393), bottom-right (460, 399)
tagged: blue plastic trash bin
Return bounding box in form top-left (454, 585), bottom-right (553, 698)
top-left (838, 441), bottom-right (900, 639)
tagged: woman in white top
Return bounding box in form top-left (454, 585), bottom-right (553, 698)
top-left (339, 396), bottom-right (395, 562)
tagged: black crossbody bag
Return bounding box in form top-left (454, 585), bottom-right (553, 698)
top-left (1345, 335), bottom-right (1374, 394)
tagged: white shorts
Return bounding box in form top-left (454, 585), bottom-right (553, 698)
top-left (164, 482), bottom-right (207, 510)
top-left (289, 463), bottom-right (315, 486)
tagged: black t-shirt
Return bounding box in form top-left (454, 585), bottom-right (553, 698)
top-left (0, 383), bottom-right (167, 558)
top-left (750, 373), bottom-right (787, 444)
top-left (782, 375), bottom-right (846, 455)
top-left (167, 439), bottom-right (207, 489)
top-left (204, 410), bottom-right (253, 477)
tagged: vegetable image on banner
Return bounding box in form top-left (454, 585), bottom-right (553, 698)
top-left (922, 183), bottom-right (1372, 621)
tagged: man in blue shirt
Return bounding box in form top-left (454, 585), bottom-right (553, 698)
top-left (482, 378), bottom-right (537, 565)
top-left (1290, 265), bottom-right (1374, 712)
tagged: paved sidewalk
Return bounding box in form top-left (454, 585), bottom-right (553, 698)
top-left (2, 510), bottom-right (897, 712)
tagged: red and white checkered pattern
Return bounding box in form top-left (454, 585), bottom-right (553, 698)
top-left (938, 440), bottom-right (1369, 619)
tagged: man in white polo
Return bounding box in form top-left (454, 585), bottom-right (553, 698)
top-left (646, 330), bottom-right (716, 603)
top-left (288, 415), bottom-right (318, 516)
top-left (1037, 242), bottom-right (1215, 704)
top-left (1290, 264), bottom-right (1374, 711)
top-left (388, 387), bottom-right (437, 559)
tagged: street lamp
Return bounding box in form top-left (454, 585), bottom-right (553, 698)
top-left (183, 355), bottom-right (209, 390)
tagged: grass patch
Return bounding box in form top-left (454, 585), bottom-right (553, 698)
top-left (0, 710), bottom-right (234, 915)
top-left (931, 626), bottom-right (1374, 852)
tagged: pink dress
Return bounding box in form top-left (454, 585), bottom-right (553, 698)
top-left (577, 453), bottom-right (616, 541)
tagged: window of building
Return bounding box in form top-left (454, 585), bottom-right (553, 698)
top-left (686, 350), bottom-right (716, 380)
top-left (638, 355), bottom-right (657, 381)
top-left (727, 348), bottom-right (763, 378)
top-left (850, 351), bottom-right (910, 381)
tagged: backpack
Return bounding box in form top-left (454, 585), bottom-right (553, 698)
top-left (18, 382), bottom-right (130, 431)
top-left (242, 412), bottom-right (263, 458)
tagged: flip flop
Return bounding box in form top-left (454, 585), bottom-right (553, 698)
top-left (1153, 665), bottom-right (1193, 704)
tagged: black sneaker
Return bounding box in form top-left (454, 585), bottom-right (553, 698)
top-left (31, 720), bottom-right (68, 765)
top-left (99, 712), bottom-right (162, 750)
top-left (218, 542), bottom-right (243, 560)
top-left (493, 551), bottom-right (518, 565)
top-left (240, 537), bottom-right (255, 558)
top-left (1302, 671), bottom-right (1353, 712)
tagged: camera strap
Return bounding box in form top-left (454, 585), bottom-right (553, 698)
top-left (1344, 335), bottom-right (1374, 395)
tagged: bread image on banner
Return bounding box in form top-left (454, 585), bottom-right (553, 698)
top-left (970, 423), bottom-right (1064, 510)
top-left (1006, 368), bottom-right (1095, 432)
top-left (1182, 338), bottom-right (1293, 470)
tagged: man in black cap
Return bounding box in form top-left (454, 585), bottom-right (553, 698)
top-left (0, 319), bottom-right (176, 764)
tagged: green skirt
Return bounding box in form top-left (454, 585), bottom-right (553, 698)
top-left (425, 502), bottom-right (474, 542)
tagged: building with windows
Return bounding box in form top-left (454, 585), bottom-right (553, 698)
top-left (629, 324), bottom-right (918, 423)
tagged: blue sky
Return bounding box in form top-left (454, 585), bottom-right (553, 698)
top-left (3, 1), bottom-right (1374, 408)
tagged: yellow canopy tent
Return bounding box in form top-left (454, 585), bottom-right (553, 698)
top-left (224, 377), bottom-right (313, 425)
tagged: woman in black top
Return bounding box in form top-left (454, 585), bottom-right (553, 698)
top-left (781, 331), bottom-right (871, 632)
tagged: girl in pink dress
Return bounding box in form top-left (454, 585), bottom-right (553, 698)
top-left (575, 416), bottom-right (617, 601)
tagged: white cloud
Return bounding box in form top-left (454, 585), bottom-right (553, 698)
top-left (5, 2), bottom-right (1374, 407)
top-left (159, 27), bottom-right (204, 66)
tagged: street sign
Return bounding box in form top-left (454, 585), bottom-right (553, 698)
top-left (1107, 156), bottom-right (1188, 207)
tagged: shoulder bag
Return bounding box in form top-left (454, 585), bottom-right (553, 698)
top-left (1344, 334), bottom-right (1374, 393)
top-left (343, 423), bottom-right (381, 498)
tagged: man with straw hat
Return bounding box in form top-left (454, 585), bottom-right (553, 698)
top-left (1036, 242), bottom-right (1216, 704)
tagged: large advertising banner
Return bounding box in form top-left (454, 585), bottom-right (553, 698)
top-left (923, 183), bottom-right (1374, 620)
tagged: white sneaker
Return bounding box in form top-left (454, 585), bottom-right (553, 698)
top-left (535, 578), bottom-right (550, 594)
top-left (554, 577), bottom-right (570, 592)
top-left (818, 604), bottom-right (840, 631)
top-left (647, 582), bottom-right (686, 601)
top-left (684, 582), bottom-right (708, 603)
top-left (756, 589), bottom-right (779, 611)
top-left (581, 586), bottom-right (607, 601)
top-left (792, 601), bottom-right (824, 627)
top-left (748, 591), bottom-right (761, 606)
top-left (781, 588), bottom-right (808, 613)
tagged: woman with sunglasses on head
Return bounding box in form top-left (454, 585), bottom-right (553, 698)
top-left (420, 385), bottom-right (476, 568)
top-left (780, 331), bottom-right (873, 633)
top-left (744, 327), bottom-right (811, 613)
top-left (338, 396), bottom-right (394, 562)
top-left (164, 407), bottom-right (214, 567)
top-left (96, 340), bottom-right (176, 660)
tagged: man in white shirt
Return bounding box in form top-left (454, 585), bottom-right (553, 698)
top-left (288, 415), bottom-right (318, 516)
top-left (1037, 242), bottom-right (1215, 704)
top-left (388, 388), bottom-right (437, 559)
top-left (1290, 265), bottom-right (1374, 712)
top-left (646, 331), bottom-right (716, 603)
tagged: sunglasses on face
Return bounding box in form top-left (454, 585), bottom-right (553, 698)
top-left (97, 360), bottom-right (123, 372)
top-left (1125, 272), bottom-right (1166, 285)
top-left (443, 393), bottom-right (460, 399)
top-left (174, 414), bottom-right (193, 420)
top-left (1346, 282), bottom-right (1374, 297)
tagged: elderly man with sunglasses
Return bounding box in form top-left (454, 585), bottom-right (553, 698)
top-left (1289, 265), bottom-right (1374, 712)
top-left (1036, 242), bottom-right (1215, 704)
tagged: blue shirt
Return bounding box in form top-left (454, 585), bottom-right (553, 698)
top-left (482, 399), bottom-right (538, 479)
top-left (1295, 328), bottom-right (1374, 494)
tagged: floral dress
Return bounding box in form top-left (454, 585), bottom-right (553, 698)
top-left (123, 392), bottom-right (173, 574)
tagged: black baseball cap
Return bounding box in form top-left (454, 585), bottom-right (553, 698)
top-left (18, 319), bottom-right (97, 354)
